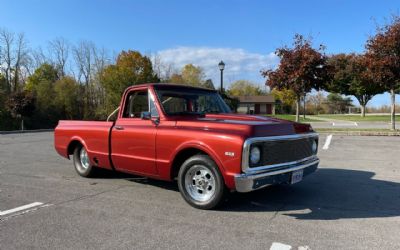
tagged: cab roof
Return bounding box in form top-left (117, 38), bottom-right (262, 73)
top-left (128, 83), bottom-right (217, 92)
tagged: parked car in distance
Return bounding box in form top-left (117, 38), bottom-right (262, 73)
top-left (54, 83), bottom-right (319, 209)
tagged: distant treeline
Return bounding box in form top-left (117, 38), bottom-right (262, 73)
top-left (0, 29), bottom-right (229, 130)
top-left (1, 14), bottom-right (400, 130)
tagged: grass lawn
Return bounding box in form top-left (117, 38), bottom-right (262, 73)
top-left (315, 114), bottom-right (400, 122)
top-left (265, 114), bottom-right (321, 122)
top-left (315, 128), bottom-right (398, 132)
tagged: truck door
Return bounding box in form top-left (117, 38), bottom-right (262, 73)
top-left (111, 88), bottom-right (159, 175)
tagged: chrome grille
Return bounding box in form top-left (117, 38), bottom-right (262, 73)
top-left (249, 137), bottom-right (316, 168)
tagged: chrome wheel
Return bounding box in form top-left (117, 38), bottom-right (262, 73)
top-left (79, 147), bottom-right (90, 170)
top-left (73, 144), bottom-right (96, 178)
top-left (184, 165), bottom-right (216, 202)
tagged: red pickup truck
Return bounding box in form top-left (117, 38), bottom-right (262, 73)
top-left (54, 83), bottom-right (319, 209)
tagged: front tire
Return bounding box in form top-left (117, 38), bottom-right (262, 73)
top-left (178, 155), bottom-right (226, 209)
top-left (73, 144), bottom-right (96, 177)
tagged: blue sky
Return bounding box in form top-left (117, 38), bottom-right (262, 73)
top-left (1, 0), bottom-right (399, 106)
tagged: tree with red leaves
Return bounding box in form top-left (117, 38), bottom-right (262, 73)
top-left (365, 16), bottom-right (400, 130)
top-left (262, 34), bottom-right (328, 122)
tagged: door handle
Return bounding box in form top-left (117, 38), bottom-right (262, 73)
top-left (114, 126), bottom-right (124, 130)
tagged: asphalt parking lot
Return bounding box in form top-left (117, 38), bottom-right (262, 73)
top-left (1, 132), bottom-right (399, 250)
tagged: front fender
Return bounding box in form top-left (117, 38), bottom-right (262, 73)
top-left (172, 140), bottom-right (227, 174)
top-left (170, 139), bottom-right (241, 190)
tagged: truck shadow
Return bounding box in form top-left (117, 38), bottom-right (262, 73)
top-left (225, 168), bottom-right (400, 220)
top-left (94, 168), bottom-right (179, 192)
top-left (94, 168), bottom-right (400, 220)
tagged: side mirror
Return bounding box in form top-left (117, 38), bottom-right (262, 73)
top-left (140, 111), bottom-right (151, 120)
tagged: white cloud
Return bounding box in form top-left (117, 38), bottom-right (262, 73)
top-left (155, 46), bottom-right (279, 88)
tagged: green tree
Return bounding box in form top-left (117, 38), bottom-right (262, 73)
top-left (227, 80), bottom-right (265, 96)
top-left (100, 50), bottom-right (159, 115)
top-left (326, 93), bottom-right (353, 114)
top-left (25, 63), bottom-right (59, 91)
top-left (181, 64), bottom-right (205, 86)
top-left (262, 34), bottom-right (329, 122)
top-left (54, 77), bottom-right (80, 119)
top-left (169, 73), bottom-right (184, 84)
top-left (326, 53), bottom-right (383, 117)
top-left (25, 63), bottom-right (59, 111)
top-left (25, 63), bottom-right (60, 128)
top-left (271, 88), bottom-right (297, 114)
top-left (168, 64), bottom-right (212, 88)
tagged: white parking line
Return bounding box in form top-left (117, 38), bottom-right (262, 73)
top-left (270, 242), bottom-right (311, 250)
top-left (0, 202), bottom-right (43, 216)
top-left (322, 134), bottom-right (333, 150)
top-left (270, 242), bottom-right (292, 250)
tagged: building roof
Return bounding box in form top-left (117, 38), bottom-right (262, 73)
top-left (238, 95), bottom-right (275, 103)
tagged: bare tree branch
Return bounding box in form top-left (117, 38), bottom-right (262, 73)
top-left (31, 47), bottom-right (48, 69)
top-left (49, 37), bottom-right (69, 77)
top-left (14, 32), bottom-right (29, 91)
top-left (0, 28), bottom-right (15, 92)
top-left (73, 40), bottom-right (95, 86)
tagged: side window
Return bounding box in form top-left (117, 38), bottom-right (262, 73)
top-left (123, 89), bottom-right (159, 118)
top-left (123, 90), bottom-right (149, 118)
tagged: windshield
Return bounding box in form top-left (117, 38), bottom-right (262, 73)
top-left (154, 85), bottom-right (231, 115)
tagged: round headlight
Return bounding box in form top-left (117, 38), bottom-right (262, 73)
top-left (312, 140), bottom-right (318, 154)
top-left (250, 146), bottom-right (261, 164)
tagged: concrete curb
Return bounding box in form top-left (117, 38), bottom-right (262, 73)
top-left (317, 131), bottom-right (400, 136)
top-left (0, 129), bottom-right (54, 135)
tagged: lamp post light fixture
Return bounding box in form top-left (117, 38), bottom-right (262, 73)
top-left (218, 60), bottom-right (225, 93)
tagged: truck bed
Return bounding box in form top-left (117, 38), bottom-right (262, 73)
top-left (54, 121), bottom-right (114, 169)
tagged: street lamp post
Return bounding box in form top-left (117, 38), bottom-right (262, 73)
top-left (218, 60), bottom-right (225, 93)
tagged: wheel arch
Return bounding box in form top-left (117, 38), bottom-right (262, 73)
top-left (169, 143), bottom-right (226, 182)
top-left (67, 137), bottom-right (87, 158)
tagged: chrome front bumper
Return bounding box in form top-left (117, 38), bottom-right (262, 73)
top-left (234, 157), bottom-right (319, 193)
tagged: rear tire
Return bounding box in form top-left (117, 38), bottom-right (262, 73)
top-left (73, 144), bottom-right (96, 177)
top-left (178, 155), bottom-right (226, 210)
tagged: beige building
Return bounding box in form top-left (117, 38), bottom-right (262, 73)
top-left (237, 95), bottom-right (275, 115)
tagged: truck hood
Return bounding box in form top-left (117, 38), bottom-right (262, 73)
top-left (174, 113), bottom-right (313, 137)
